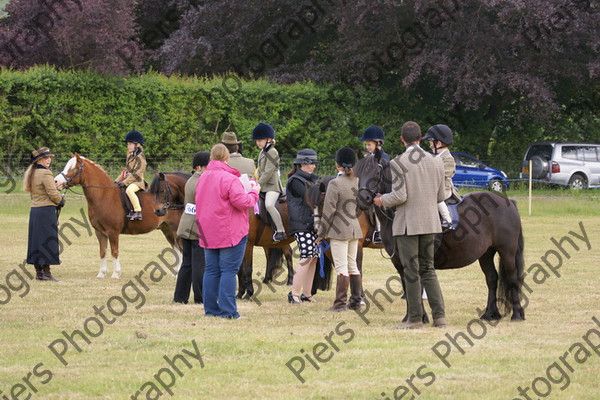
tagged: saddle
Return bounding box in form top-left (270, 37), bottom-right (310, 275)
top-left (434, 196), bottom-right (464, 253)
top-left (257, 190), bottom-right (286, 230)
top-left (118, 183), bottom-right (148, 216)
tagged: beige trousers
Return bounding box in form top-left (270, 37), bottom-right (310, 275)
top-left (330, 239), bottom-right (360, 276)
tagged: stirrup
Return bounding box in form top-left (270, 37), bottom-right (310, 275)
top-left (372, 230), bottom-right (382, 244)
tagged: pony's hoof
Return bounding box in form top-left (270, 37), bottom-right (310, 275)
top-left (111, 272), bottom-right (121, 279)
top-left (96, 272), bottom-right (106, 278)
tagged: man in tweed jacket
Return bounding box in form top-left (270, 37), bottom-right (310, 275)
top-left (374, 121), bottom-right (447, 329)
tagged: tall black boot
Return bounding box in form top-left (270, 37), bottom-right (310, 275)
top-left (34, 264), bottom-right (46, 280)
top-left (348, 274), bottom-right (363, 310)
top-left (42, 265), bottom-right (60, 282)
top-left (327, 275), bottom-right (349, 312)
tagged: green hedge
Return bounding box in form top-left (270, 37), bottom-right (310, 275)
top-left (2, 66), bottom-right (598, 180)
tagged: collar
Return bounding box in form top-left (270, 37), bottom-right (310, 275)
top-left (34, 164), bottom-right (46, 169)
top-left (207, 160), bottom-right (241, 177)
top-left (437, 148), bottom-right (449, 156)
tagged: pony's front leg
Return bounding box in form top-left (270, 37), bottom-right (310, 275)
top-left (95, 230), bottom-right (108, 278)
top-left (111, 257), bottom-right (122, 279)
top-left (108, 233), bottom-right (121, 279)
top-left (97, 258), bottom-right (107, 279)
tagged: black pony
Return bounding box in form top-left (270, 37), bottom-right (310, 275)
top-left (353, 151), bottom-right (525, 321)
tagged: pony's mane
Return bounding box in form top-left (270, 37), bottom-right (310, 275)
top-left (353, 154), bottom-right (380, 177)
top-left (305, 176), bottom-right (335, 208)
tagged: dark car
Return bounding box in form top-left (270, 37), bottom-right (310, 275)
top-left (451, 152), bottom-right (509, 192)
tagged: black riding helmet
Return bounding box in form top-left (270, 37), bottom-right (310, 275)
top-left (250, 122), bottom-right (275, 140)
top-left (423, 124), bottom-right (453, 145)
top-left (359, 125), bottom-right (385, 143)
top-left (124, 130), bottom-right (145, 146)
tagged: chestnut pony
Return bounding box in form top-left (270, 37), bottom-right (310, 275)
top-left (55, 155), bottom-right (183, 278)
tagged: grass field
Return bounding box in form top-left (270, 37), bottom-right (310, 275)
top-left (0, 192), bottom-right (599, 399)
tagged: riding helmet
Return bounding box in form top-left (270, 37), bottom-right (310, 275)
top-left (359, 125), bottom-right (385, 142)
top-left (335, 147), bottom-right (356, 169)
top-left (293, 148), bottom-right (319, 165)
top-left (423, 124), bottom-right (453, 145)
top-left (193, 151), bottom-right (210, 169)
top-left (124, 130), bottom-right (145, 145)
top-left (250, 122), bottom-right (275, 140)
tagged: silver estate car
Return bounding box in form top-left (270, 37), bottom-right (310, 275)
top-left (520, 142), bottom-right (600, 188)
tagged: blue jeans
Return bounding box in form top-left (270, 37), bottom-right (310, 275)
top-left (203, 236), bottom-right (248, 319)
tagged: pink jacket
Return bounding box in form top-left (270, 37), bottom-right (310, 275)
top-left (195, 160), bottom-right (258, 249)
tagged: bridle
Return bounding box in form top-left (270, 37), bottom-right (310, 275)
top-left (357, 161), bottom-right (395, 222)
top-left (60, 158), bottom-right (85, 188)
top-left (154, 175), bottom-right (184, 216)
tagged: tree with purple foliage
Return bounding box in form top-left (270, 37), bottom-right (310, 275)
top-left (0, 0), bottom-right (142, 74)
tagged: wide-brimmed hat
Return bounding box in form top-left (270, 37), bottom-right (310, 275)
top-left (30, 147), bottom-right (55, 163)
top-left (293, 148), bottom-right (319, 165)
top-left (220, 131), bottom-right (242, 144)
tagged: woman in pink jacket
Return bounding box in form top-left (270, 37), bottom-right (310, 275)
top-left (195, 144), bottom-right (260, 319)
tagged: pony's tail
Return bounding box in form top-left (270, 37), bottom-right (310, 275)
top-left (311, 253), bottom-right (333, 294)
top-left (498, 226), bottom-right (525, 317)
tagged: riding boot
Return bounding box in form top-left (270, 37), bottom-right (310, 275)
top-left (42, 265), bottom-right (60, 282)
top-left (34, 264), bottom-right (47, 280)
top-left (327, 275), bottom-right (349, 312)
top-left (348, 274), bottom-right (363, 310)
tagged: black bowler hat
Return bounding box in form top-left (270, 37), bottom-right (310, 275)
top-left (293, 148), bottom-right (319, 165)
top-left (30, 147), bottom-right (55, 163)
top-left (335, 147), bottom-right (356, 169)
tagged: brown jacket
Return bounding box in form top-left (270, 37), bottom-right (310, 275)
top-left (381, 146), bottom-right (445, 236)
top-left (317, 174), bottom-right (362, 240)
top-left (438, 149), bottom-right (460, 200)
top-left (122, 150), bottom-right (146, 189)
top-left (177, 172), bottom-right (201, 240)
top-left (30, 166), bottom-right (62, 207)
top-left (228, 153), bottom-right (256, 178)
top-left (257, 145), bottom-right (283, 193)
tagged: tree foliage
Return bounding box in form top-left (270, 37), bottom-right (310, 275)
top-left (0, 0), bottom-right (142, 74)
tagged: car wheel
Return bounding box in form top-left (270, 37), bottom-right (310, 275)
top-left (568, 174), bottom-right (587, 189)
top-left (489, 179), bottom-right (506, 192)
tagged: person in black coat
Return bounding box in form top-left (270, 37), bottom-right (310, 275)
top-left (286, 149), bottom-right (320, 304)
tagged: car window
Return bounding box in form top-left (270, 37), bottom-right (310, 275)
top-left (562, 146), bottom-right (579, 160)
top-left (455, 154), bottom-right (480, 168)
top-left (526, 144), bottom-right (553, 160)
top-left (582, 146), bottom-right (599, 161)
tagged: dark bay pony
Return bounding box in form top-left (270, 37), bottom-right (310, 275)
top-left (150, 172), bottom-right (296, 300)
top-left (353, 152), bottom-right (525, 321)
top-left (55, 155), bottom-right (183, 278)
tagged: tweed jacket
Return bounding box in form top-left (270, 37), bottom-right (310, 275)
top-left (257, 144), bottom-right (283, 193)
top-left (177, 172), bottom-right (201, 240)
top-left (228, 153), bottom-right (256, 178)
top-left (380, 145), bottom-right (445, 236)
top-left (122, 149), bottom-right (146, 189)
top-left (317, 174), bottom-right (362, 240)
top-left (30, 166), bottom-right (62, 207)
top-left (438, 149), bottom-right (460, 200)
